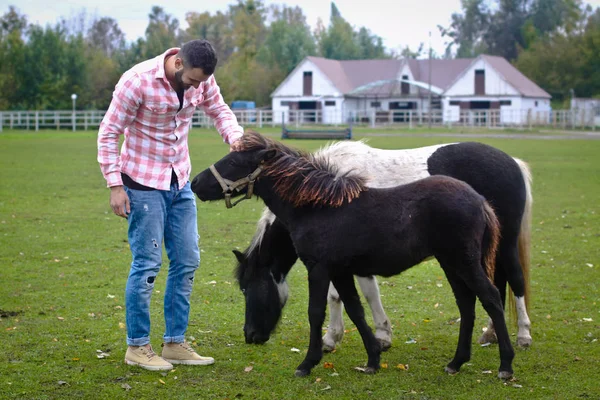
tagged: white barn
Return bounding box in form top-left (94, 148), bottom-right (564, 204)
top-left (271, 54), bottom-right (551, 125)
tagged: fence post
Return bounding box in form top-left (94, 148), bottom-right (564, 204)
top-left (0, 111), bottom-right (3, 132)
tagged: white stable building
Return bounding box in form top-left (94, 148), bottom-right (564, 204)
top-left (271, 54), bottom-right (552, 125)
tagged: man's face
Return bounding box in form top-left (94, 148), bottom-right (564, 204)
top-left (175, 61), bottom-right (210, 91)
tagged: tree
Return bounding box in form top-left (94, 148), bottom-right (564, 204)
top-left (87, 17), bottom-right (125, 58)
top-left (258, 5), bottom-right (316, 76)
top-left (143, 6), bottom-right (180, 59)
top-left (440, 0), bottom-right (489, 58)
top-left (183, 11), bottom-right (234, 64)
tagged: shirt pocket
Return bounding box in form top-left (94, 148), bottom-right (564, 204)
top-left (140, 102), bottom-right (177, 128)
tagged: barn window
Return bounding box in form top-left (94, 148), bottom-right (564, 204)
top-left (499, 100), bottom-right (512, 106)
top-left (449, 100), bottom-right (461, 106)
top-left (535, 101), bottom-right (538, 107)
top-left (303, 71), bottom-right (313, 96)
top-left (280, 101), bottom-right (291, 106)
top-left (475, 70), bottom-right (485, 95)
top-left (371, 101), bottom-right (381, 108)
top-left (324, 100), bottom-right (336, 106)
top-left (401, 75), bottom-right (409, 95)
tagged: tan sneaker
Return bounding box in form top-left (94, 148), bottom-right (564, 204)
top-left (161, 341), bottom-right (215, 365)
top-left (125, 345), bottom-right (173, 371)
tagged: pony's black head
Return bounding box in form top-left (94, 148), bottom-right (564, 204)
top-left (233, 248), bottom-right (288, 344)
top-left (191, 143), bottom-right (275, 202)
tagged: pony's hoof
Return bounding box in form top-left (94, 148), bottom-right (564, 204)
top-left (517, 336), bottom-right (532, 348)
top-left (498, 370), bottom-right (513, 380)
top-left (444, 366), bottom-right (459, 375)
top-left (294, 369), bottom-right (310, 377)
top-left (322, 343), bottom-right (336, 353)
top-left (477, 331), bottom-right (498, 345)
top-left (377, 339), bottom-right (392, 352)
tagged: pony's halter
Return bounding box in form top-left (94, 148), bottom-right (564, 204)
top-left (209, 163), bottom-right (264, 208)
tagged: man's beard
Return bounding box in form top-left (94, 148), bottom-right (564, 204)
top-left (175, 69), bottom-right (191, 91)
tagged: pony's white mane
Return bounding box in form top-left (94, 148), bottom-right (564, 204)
top-left (248, 207), bottom-right (277, 254)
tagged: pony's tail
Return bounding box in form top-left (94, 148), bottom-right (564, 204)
top-left (482, 201), bottom-right (501, 282)
top-left (508, 158), bottom-right (533, 322)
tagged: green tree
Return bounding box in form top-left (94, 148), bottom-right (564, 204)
top-left (257, 5), bottom-right (316, 76)
top-left (0, 6), bottom-right (27, 109)
top-left (183, 11), bottom-right (234, 64)
top-left (143, 6), bottom-right (180, 59)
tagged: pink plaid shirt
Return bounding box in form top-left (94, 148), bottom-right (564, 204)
top-left (97, 48), bottom-right (243, 190)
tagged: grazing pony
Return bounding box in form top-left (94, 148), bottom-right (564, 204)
top-left (191, 131), bottom-right (515, 379)
top-left (233, 139), bottom-right (533, 350)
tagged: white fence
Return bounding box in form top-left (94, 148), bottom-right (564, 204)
top-left (0, 108), bottom-right (598, 132)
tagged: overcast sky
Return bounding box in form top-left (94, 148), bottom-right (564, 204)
top-left (4, 0), bottom-right (600, 57)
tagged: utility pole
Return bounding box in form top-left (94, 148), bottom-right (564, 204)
top-left (428, 31), bottom-right (432, 129)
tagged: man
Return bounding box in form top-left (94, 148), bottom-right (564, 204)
top-left (97, 39), bottom-right (243, 371)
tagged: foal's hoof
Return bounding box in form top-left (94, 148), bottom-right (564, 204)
top-left (517, 336), bottom-right (532, 348)
top-left (498, 370), bottom-right (513, 380)
top-left (444, 366), bottom-right (459, 375)
top-left (294, 369), bottom-right (310, 377)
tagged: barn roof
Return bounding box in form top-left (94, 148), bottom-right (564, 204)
top-left (297, 55), bottom-right (550, 99)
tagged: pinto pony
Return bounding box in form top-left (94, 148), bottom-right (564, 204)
top-left (233, 139), bottom-right (533, 350)
top-left (191, 131), bottom-right (515, 379)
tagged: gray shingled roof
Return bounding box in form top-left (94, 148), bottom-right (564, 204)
top-left (302, 55), bottom-right (550, 98)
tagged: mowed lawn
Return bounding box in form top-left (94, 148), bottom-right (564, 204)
top-left (0, 128), bottom-right (598, 400)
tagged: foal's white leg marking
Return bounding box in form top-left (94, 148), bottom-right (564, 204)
top-left (322, 282), bottom-right (344, 352)
top-left (357, 276), bottom-right (392, 350)
top-left (515, 296), bottom-right (532, 347)
top-left (478, 318), bottom-right (498, 344)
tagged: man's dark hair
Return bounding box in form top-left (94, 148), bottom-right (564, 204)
top-left (179, 39), bottom-right (218, 75)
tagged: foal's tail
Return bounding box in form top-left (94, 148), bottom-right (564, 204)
top-left (482, 201), bottom-right (501, 282)
top-left (510, 158), bottom-right (533, 316)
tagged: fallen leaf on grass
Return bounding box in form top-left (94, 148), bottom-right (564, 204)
top-left (244, 366), bottom-right (253, 373)
top-left (121, 383), bottom-right (132, 391)
top-left (396, 364), bottom-right (409, 370)
top-left (482, 370), bottom-right (493, 374)
top-left (119, 322), bottom-right (126, 329)
top-left (315, 378), bottom-right (322, 383)
top-left (323, 362), bottom-right (334, 369)
top-left (320, 385), bottom-right (332, 391)
top-left (57, 317), bottom-right (65, 321)
top-left (57, 381), bottom-right (68, 386)
top-left (107, 294), bottom-right (115, 299)
top-left (380, 363), bottom-right (388, 369)
top-left (290, 347), bottom-right (301, 353)
top-left (583, 318), bottom-right (593, 322)
top-left (354, 367), bottom-right (366, 372)
top-left (159, 379), bottom-right (165, 385)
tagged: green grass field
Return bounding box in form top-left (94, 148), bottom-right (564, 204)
top-left (1, 128), bottom-right (599, 399)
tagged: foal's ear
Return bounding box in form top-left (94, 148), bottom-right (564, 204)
top-left (260, 149), bottom-right (277, 162)
top-left (232, 249), bottom-right (246, 264)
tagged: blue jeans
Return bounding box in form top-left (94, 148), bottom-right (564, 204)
top-left (124, 181), bottom-right (200, 346)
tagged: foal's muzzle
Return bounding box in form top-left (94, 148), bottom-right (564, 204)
top-left (209, 164), bottom-right (264, 208)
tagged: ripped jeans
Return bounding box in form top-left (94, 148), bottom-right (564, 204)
top-left (123, 181), bottom-right (200, 346)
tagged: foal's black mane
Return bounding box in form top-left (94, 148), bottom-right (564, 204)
top-left (238, 130), bottom-right (367, 207)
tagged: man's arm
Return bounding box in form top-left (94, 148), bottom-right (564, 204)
top-left (201, 75), bottom-right (244, 146)
top-left (97, 71), bottom-right (142, 218)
